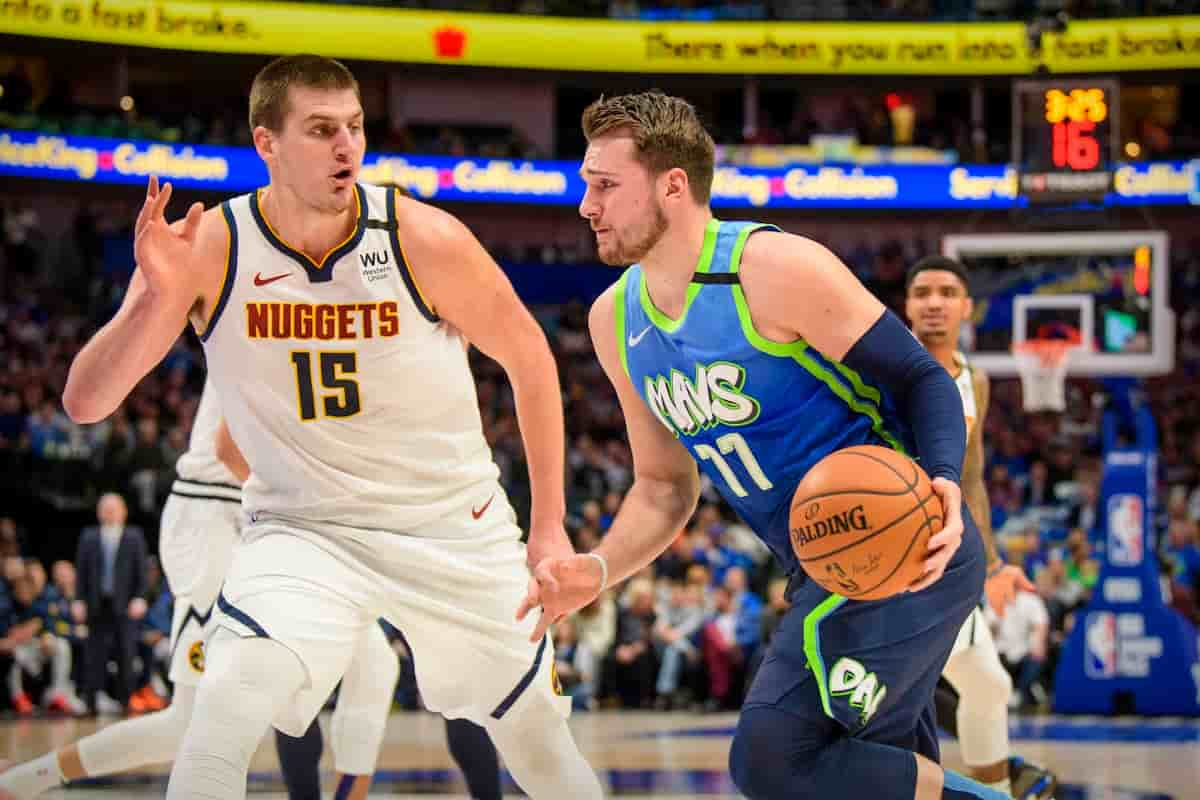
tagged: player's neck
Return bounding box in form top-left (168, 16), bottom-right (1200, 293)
top-left (639, 209), bottom-right (713, 320)
top-left (259, 184), bottom-right (358, 261)
top-left (925, 342), bottom-right (958, 375)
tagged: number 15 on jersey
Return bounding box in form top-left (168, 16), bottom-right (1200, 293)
top-left (290, 351), bottom-right (361, 421)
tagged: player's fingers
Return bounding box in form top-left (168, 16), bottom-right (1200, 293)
top-left (1016, 572), bottom-right (1036, 592)
top-left (182, 202), bottom-right (204, 242)
top-left (535, 559), bottom-right (563, 595)
top-left (531, 609), bottom-right (553, 643)
top-left (912, 550), bottom-right (950, 592)
top-left (925, 522), bottom-right (962, 555)
top-left (515, 576), bottom-right (539, 622)
top-left (153, 181), bottom-right (173, 220)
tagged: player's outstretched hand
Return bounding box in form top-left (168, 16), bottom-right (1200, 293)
top-left (516, 555), bottom-right (604, 643)
top-left (909, 477), bottom-right (964, 593)
top-left (134, 175), bottom-right (204, 295)
top-left (985, 564), bottom-right (1036, 617)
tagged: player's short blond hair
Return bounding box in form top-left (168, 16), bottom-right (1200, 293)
top-left (249, 54), bottom-right (360, 132)
top-left (582, 91), bottom-right (715, 205)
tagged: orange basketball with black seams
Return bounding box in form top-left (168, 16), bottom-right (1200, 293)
top-left (789, 445), bottom-right (942, 601)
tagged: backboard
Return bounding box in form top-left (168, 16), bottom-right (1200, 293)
top-left (942, 231), bottom-right (1173, 377)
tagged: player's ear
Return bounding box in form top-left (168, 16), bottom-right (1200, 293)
top-left (662, 167), bottom-right (689, 204)
top-left (252, 126), bottom-right (276, 162)
top-left (963, 296), bottom-right (974, 321)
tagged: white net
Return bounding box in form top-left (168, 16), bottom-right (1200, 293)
top-left (1014, 343), bottom-right (1082, 412)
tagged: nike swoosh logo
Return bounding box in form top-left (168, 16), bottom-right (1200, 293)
top-left (254, 272), bottom-right (291, 287)
top-left (628, 326), bottom-right (652, 347)
top-left (471, 494), bottom-right (494, 520)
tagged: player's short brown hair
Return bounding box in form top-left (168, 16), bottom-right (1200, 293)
top-left (582, 91), bottom-right (715, 204)
top-left (249, 54), bottom-right (360, 132)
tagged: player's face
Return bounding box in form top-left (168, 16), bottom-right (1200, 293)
top-left (266, 86), bottom-right (366, 214)
top-left (578, 134), bottom-right (668, 266)
top-left (905, 269), bottom-right (972, 347)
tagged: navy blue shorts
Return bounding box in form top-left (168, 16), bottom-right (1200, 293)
top-left (743, 506), bottom-right (986, 762)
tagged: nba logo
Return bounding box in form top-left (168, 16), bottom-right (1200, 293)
top-left (1085, 612), bottom-right (1117, 678)
top-left (1107, 494), bottom-right (1144, 566)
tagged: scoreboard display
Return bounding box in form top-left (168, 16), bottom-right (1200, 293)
top-left (1013, 79), bottom-right (1119, 205)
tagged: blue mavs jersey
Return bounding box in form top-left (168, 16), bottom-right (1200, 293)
top-left (618, 219), bottom-right (914, 575)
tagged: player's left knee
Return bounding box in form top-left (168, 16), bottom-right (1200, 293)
top-left (730, 706), bottom-right (822, 800)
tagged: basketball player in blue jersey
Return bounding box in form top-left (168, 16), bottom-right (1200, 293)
top-left (519, 91), bottom-right (1004, 800)
top-left (906, 256), bottom-right (1057, 800)
top-left (61, 55), bottom-right (600, 800)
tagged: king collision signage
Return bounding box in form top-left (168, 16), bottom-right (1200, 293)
top-left (1, 130), bottom-right (1196, 210)
top-left (1, 1), bottom-right (1198, 74)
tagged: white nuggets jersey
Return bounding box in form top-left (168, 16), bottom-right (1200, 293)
top-left (199, 183), bottom-right (498, 532)
top-left (174, 377), bottom-right (241, 490)
top-left (953, 351), bottom-right (978, 437)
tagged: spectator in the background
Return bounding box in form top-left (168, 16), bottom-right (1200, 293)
top-left (74, 493), bottom-right (147, 714)
top-left (26, 399), bottom-right (70, 458)
top-left (599, 579), bottom-right (658, 709)
top-left (1023, 460), bottom-right (1054, 508)
top-left (1065, 476), bottom-right (1101, 539)
top-left (988, 588), bottom-right (1050, 710)
top-left (653, 530), bottom-right (694, 581)
top-left (44, 560), bottom-right (86, 689)
top-left (701, 585), bottom-right (745, 711)
top-left (0, 517), bottom-right (25, 559)
top-left (132, 555), bottom-right (170, 713)
top-left (722, 567), bottom-right (764, 662)
top-left (745, 576), bottom-right (790, 690)
top-left (1163, 519), bottom-right (1200, 623)
top-left (653, 579), bottom-right (705, 709)
top-left (127, 417), bottom-right (170, 527)
top-left (7, 559), bottom-right (82, 714)
top-left (574, 591), bottom-right (616, 686)
top-left (553, 616), bottom-right (596, 711)
top-left (1063, 529), bottom-right (1100, 602)
top-left (0, 390), bottom-right (26, 451)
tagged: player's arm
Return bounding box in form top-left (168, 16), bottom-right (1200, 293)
top-left (517, 284), bottom-right (701, 641)
top-left (739, 232), bottom-right (967, 591)
top-left (962, 367), bottom-right (996, 567)
top-left (969, 367), bottom-right (1036, 613)
top-left (63, 178), bottom-right (218, 424)
top-left (214, 419), bottom-right (250, 483)
top-left (588, 286), bottom-right (701, 585)
top-left (398, 196), bottom-right (571, 561)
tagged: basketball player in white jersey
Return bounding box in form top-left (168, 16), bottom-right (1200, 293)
top-left (905, 256), bottom-right (1057, 800)
top-left (61, 54), bottom-right (601, 800)
top-left (0, 378), bottom-right (401, 799)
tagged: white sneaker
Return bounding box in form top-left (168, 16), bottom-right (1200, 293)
top-left (95, 691), bottom-right (123, 715)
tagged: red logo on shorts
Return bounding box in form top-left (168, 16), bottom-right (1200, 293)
top-left (433, 26), bottom-right (468, 59)
top-left (471, 494), bottom-right (494, 520)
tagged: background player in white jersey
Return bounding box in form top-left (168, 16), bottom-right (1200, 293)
top-left (61, 54), bottom-right (601, 800)
top-left (905, 256), bottom-right (1057, 800)
top-left (0, 379), bottom-right (405, 799)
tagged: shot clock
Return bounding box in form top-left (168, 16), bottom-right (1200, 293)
top-left (1013, 79), bottom-right (1119, 205)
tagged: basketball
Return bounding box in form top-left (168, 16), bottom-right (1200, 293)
top-left (789, 445), bottom-right (943, 601)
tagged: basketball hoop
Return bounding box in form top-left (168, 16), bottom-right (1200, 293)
top-left (1013, 338), bottom-right (1083, 413)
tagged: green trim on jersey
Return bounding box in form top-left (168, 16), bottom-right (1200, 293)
top-left (613, 270), bottom-right (631, 378)
top-left (638, 219), bottom-right (720, 333)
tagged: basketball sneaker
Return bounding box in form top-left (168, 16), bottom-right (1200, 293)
top-left (1009, 755), bottom-right (1058, 800)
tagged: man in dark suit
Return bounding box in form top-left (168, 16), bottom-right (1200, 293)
top-left (73, 493), bottom-right (147, 713)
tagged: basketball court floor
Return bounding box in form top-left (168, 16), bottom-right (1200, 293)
top-left (0, 710), bottom-right (1195, 798)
